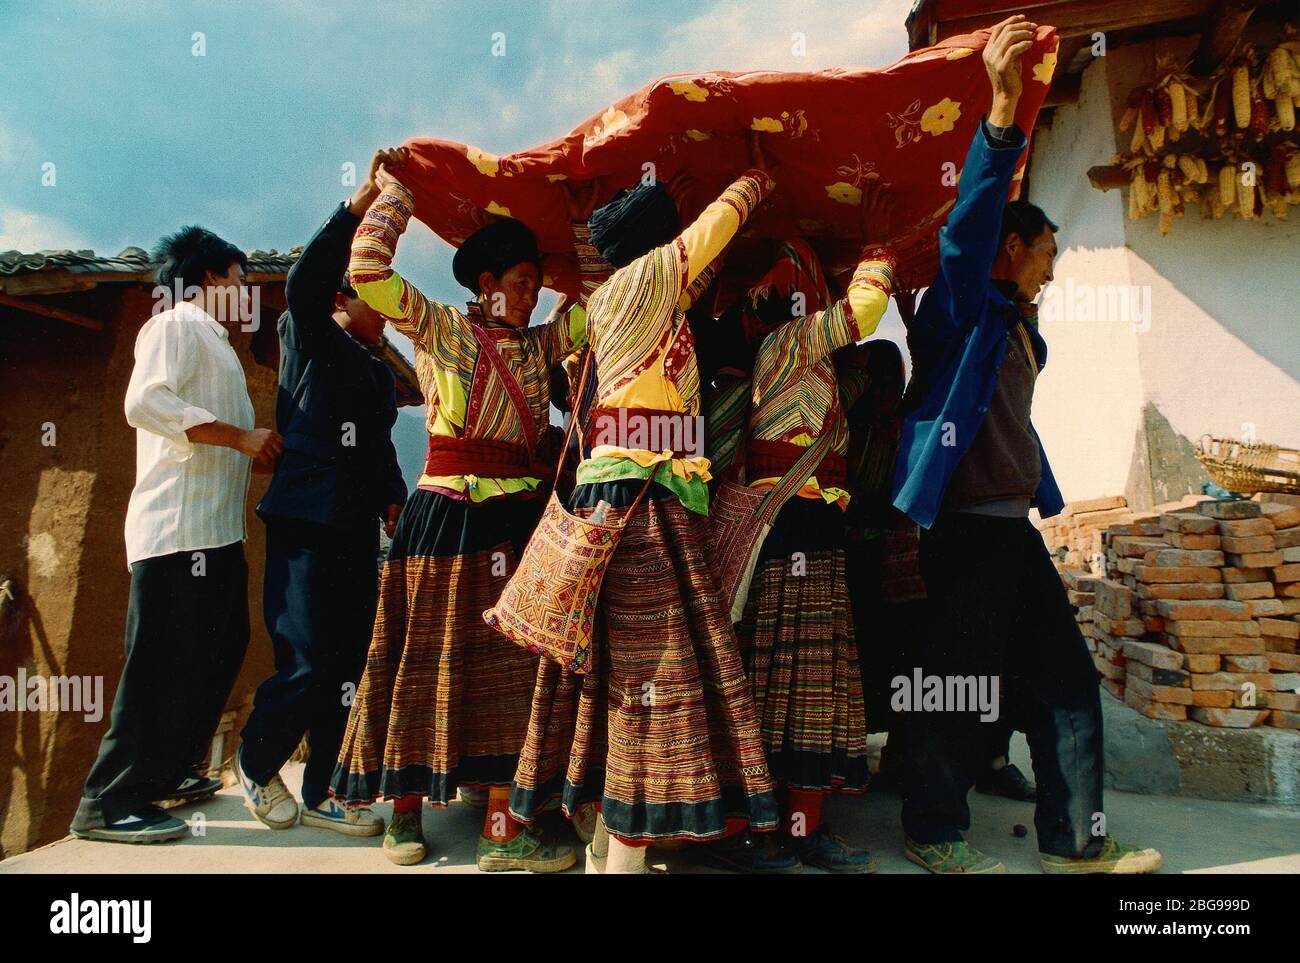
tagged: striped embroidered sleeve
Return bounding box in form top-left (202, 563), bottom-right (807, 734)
top-left (845, 245), bottom-right (899, 340)
top-left (679, 252), bottom-right (721, 310)
top-left (349, 182), bottom-right (455, 352)
top-left (676, 169), bottom-right (772, 287)
top-left (540, 296), bottom-right (589, 365)
top-left (755, 246), bottom-right (899, 383)
top-left (571, 221), bottom-right (613, 305)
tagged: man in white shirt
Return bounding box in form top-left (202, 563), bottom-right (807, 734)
top-left (70, 226), bottom-right (283, 843)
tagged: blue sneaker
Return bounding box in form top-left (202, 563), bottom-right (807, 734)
top-left (235, 748), bottom-right (298, 829)
top-left (300, 797), bottom-right (384, 836)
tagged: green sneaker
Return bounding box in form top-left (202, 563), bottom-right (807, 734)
top-left (1040, 836), bottom-right (1163, 875)
top-left (382, 811), bottom-right (427, 866)
top-left (795, 824), bottom-right (877, 874)
top-left (904, 835), bottom-right (1005, 874)
top-left (476, 826), bottom-right (577, 873)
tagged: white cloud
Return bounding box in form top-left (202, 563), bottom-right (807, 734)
top-left (656, 0), bottom-right (912, 72)
top-left (419, 0), bottom-right (916, 150)
top-left (0, 209), bottom-right (89, 253)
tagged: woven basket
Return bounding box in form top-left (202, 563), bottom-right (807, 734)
top-left (1196, 435), bottom-right (1300, 495)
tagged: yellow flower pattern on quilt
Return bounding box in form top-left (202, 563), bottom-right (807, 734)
top-left (584, 106), bottom-right (630, 147)
top-left (467, 146), bottom-right (500, 176)
top-left (824, 181), bottom-right (862, 205)
top-left (750, 116), bottom-right (784, 132)
top-left (920, 98), bottom-right (961, 136)
top-left (1033, 51), bottom-right (1057, 85)
top-left (667, 79), bottom-right (710, 101)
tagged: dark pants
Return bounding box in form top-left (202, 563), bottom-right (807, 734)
top-left (73, 543), bottom-right (249, 829)
top-left (239, 517), bottom-right (378, 808)
top-left (900, 512), bottom-right (1103, 858)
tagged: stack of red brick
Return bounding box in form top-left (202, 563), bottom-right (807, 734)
top-left (1061, 498), bottom-right (1300, 731)
top-left (1039, 493), bottom-right (1216, 573)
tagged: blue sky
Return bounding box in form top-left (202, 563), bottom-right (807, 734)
top-left (2, 0), bottom-right (914, 477)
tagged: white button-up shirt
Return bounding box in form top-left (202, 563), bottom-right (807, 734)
top-left (123, 300), bottom-right (255, 567)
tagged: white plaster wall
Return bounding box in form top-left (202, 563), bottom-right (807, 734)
top-left (1027, 41), bottom-right (1300, 504)
top-left (1026, 53), bottom-right (1145, 501)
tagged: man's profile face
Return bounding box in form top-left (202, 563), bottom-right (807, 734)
top-left (1006, 225), bottom-right (1057, 301)
top-left (204, 261), bottom-right (248, 326)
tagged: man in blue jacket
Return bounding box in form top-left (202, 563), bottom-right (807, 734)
top-left (235, 149), bottom-right (409, 836)
top-left (891, 16), bottom-right (1162, 874)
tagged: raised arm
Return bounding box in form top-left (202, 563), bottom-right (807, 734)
top-left (676, 168), bottom-right (773, 287)
top-left (754, 179), bottom-right (898, 378)
top-left (348, 171), bottom-right (456, 352)
top-left (756, 245), bottom-right (898, 380)
top-left (285, 148), bottom-right (406, 355)
top-left (283, 203), bottom-right (360, 354)
top-left (932, 15), bottom-right (1036, 335)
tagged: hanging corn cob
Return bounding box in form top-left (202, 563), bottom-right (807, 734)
top-left (1219, 163), bottom-right (1237, 206)
top-left (1103, 36), bottom-right (1300, 234)
top-left (1233, 62), bottom-right (1252, 129)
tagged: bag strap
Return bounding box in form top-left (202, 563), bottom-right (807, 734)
top-left (753, 394), bottom-right (841, 527)
top-left (1014, 320), bottom-right (1039, 382)
top-left (470, 322), bottom-right (539, 456)
top-left (556, 347), bottom-right (658, 524)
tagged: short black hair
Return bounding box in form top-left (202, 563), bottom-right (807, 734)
top-left (153, 226), bottom-right (247, 293)
top-left (999, 200), bottom-right (1057, 248)
top-left (339, 273), bottom-right (358, 298)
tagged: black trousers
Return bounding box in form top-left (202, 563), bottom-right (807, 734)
top-left (900, 512), bottom-right (1104, 858)
top-left (239, 517), bottom-right (378, 808)
top-left (74, 543), bottom-right (249, 828)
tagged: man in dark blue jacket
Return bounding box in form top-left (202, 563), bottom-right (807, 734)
top-left (235, 149), bottom-right (409, 836)
top-left (891, 16), bottom-right (1161, 874)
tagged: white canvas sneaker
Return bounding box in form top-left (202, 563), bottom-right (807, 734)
top-left (300, 798), bottom-right (384, 836)
top-left (235, 748), bottom-right (299, 829)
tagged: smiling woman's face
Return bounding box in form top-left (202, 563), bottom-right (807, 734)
top-left (480, 261), bottom-right (540, 329)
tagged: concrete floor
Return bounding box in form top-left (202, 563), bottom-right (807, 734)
top-left (4, 735), bottom-right (1299, 874)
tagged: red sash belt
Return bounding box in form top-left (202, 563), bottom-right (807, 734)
top-left (746, 438), bottom-right (847, 488)
top-left (423, 435), bottom-right (551, 480)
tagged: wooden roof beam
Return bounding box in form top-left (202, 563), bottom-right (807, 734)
top-left (1087, 164), bottom-right (1132, 190)
top-left (1191, 0), bottom-right (1260, 75)
top-left (0, 291), bottom-right (104, 331)
top-left (938, 0), bottom-right (1216, 41)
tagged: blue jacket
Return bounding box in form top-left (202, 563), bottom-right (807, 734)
top-left (258, 203), bottom-right (408, 531)
top-left (890, 120), bottom-right (1064, 529)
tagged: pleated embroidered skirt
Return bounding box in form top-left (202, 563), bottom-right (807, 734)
top-left (330, 487), bottom-right (544, 806)
top-left (509, 480), bottom-right (778, 841)
top-left (735, 497), bottom-right (871, 793)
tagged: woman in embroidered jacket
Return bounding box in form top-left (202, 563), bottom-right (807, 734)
top-left (730, 180), bottom-right (900, 872)
top-left (507, 160), bottom-right (782, 874)
top-left (328, 153), bottom-right (580, 872)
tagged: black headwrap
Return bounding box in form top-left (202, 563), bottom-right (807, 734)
top-left (451, 217), bottom-right (542, 293)
top-left (588, 181), bottom-right (680, 268)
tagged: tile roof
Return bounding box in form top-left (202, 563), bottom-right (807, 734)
top-left (0, 246), bottom-right (301, 279)
top-left (0, 245), bottom-right (424, 407)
